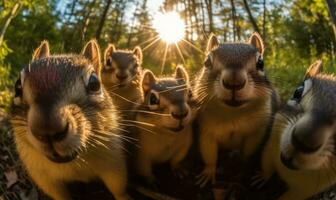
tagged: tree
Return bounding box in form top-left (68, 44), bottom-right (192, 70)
top-left (204, 0), bottom-right (214, 33)
top-left (229, 0), bottom-right (237, 40)
top-left (242, 0), bottom-right (260, 34)
top-left (4, 0), bottom-right (60, 69)
top-left (96, 0), bottom-right (112, 41)
top-left (0, 2), bottom-right (21, 47)
top-left (325, 0), bottom-right (336, 40)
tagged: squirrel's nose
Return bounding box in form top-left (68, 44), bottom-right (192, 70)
top-left (116, 73), bottom-right (128, 80)
top-left (291, 112), bottom-right (331, 154)
top-left (30, 108), bottom-right (69, 143)
top-left (171, 110), bottom-right (189, 120)
top-left (222, 79), bottom-right (246, 91)
top-left (291, 126), bottom-right (323, 153)
top-left (31, 122), bottom-right (69, 143)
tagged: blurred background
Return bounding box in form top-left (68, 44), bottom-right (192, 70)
top-left (0, 0), bottom-right (335, 112)
top-left (0, 0), bottom-right (335, 199)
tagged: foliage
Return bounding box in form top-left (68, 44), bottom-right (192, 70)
top-left (0, 0), bottom-right (334, 105)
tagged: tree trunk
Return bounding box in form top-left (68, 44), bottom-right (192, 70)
top-left (81, 0), bottom-right (96, 42)
top-left (0, 2), bottom-right (21, 47)
top-left (204, 0), bottom-right (214, 33)
top-left (325, 0), bottom-right (336, 40)
top-left (96, 0), bottom-right (112, 41)
top-left (191, 0), bottom-right (200, 39)
top-left (127, 1), bottom-right (140, 47)
top-left (263, 0), bottom-right (267, 39)
top-left (242, 0), bottom-right (260, 34)
top-left (229, 0), bottom-right (237, 40)
top-left (186, 0), bottom-right (194, 41)
top-left (200, 0), bottom-right (207, 35)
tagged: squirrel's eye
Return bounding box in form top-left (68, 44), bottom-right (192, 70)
top-left (149, 92), bottom-right (159, 105)
top-left (204, 56), bottom-right (212, 69)
top-left (106, 58), bottom-right (112, 66)
top-left (13, 76), bottom-right (23, 106)
top-left (288, 79), bottom-right (312, 106)
top-left (148, 92), bottom-right (159, 110)
top-left (14, 78), bottom-right (22, 97)
top-left (292, 85), bottom-right (304, 101)
top-left (256, 56), bottom-right (264, 71)
top-left (88, 73), bottom-right (101, 93)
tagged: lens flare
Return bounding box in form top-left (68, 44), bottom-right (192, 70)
top-left (153, 12), bottom-right (185, 44)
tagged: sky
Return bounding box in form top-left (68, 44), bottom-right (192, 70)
top-left (148, 0), bottom-right (164, 12)
top-left (57, 0), bottom-right (165, 22)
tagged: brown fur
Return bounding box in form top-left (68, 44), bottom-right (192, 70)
top-left (260, 60), bottom-right (336, 200)
top-left (10, 41), bottom-right (129, 200)
top-left (101, 45), bottom-right (143, 113)
top-left (134, 66), bottom-right (196, 180)
top-left (194, 33), bottom-right (279, 186)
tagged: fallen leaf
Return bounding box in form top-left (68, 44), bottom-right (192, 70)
top-left (5, 170), bottom-right (18, 188)
top-left (21, 187), bottom-right (39, 200)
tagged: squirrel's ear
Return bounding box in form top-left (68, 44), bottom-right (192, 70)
top-left (175, 65), bottom-right (189, 84)
top-left (305, 60), bottom-right (323, 79)
top-left (206, 33), bottom-right (219, 52)
top-left (133, 46), bottom-right (143, 62)
top-left (32, 40), bottom-right (50, 61)
top-left (249, 32), bottom-right (264, 55)
top-left (141, 70), bottom-right (156, 93)
top-left (104, 44), bottom-right (115, 67)
top-left (82, 39), bottom-right (101, 75)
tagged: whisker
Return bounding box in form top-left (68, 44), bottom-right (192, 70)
top-left (120, 110), bottom-right (171, 117)
top-left (121, 119), bottom-right (155, 127)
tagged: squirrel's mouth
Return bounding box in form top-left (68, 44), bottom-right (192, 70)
top-left (168, 125), bottom-right (185, 132)
top-left (117, 83), bottom-right (127, 88)
top-left (116, 79), bottom-right (131, 88)
top-left (280, 152), bottom-right (298, 170)
top-left (46, 150), bottom-right (78, 163)
top-left (223, 99), bottom-right (248, 107)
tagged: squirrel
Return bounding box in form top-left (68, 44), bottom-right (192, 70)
top-left (101, 44), bottom-right (143, 113)
top-left (10, 40), bottom-right (129, 200)
top-left (134, 66), bottom-right (196, 181)
top-left (194, 32), bottom-right (279, 187)
top-left (259, 60), bottom-right (336, 200)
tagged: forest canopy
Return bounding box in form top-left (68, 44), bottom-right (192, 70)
top-left (0, 0), bottom-right (335, 112)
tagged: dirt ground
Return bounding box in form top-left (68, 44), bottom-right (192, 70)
top-left (1, 111), bottom-right (336, 200)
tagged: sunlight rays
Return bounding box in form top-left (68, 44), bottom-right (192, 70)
top-left (138, 11), bottom-right (206, 74)
top-left (175, 43), bottom-right (186, 65)
top-left (181, 39), bottom-right (204, 54)
top-left (161, 43), bottom-right (168, 74)
top-left (142, 36), bottom-right (161, 51)
top-left (153, 12), bottom-right (185, 44)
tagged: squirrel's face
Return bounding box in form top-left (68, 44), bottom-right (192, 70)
top-left (138, 67), bottom-right (194, 132)
top-left (279, 60), bottom-right (336, 170)
top-left (11, 41), bottom-right (116, 163)
top-left (101, 45), bottom-right (142, 88)
top-left (197, 33), bottom-right (270, 108)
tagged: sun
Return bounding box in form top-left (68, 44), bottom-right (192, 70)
top-left (153, 12), bottom-right (185, 44)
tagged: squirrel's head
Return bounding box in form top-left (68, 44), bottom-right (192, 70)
top-left (11, 40), bottom-right (118, 163)
top-left (101, 44), bottom-right (142, 88)
top-left (197, 32), bottom-right (270, 108)
top-left (138, 66), bottom-right (194, 132)
top-left (279, 60), bottom-right (336, 170)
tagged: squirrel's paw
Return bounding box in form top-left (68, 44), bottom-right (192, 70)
top-left (250, 171), bottom-right (267, 189)
top-left (195, 167), bottom-right (216, 188)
